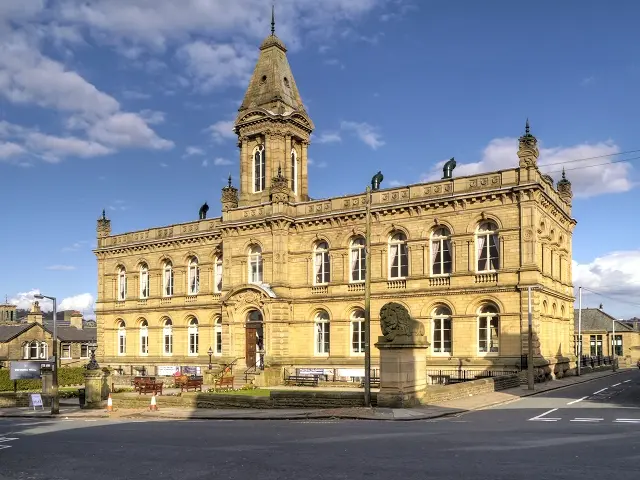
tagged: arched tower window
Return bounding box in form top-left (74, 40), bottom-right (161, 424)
top-left (188, 317), bottom-right (199, 355)
top-left (117, 267), bottom-right (127, 301)
top-left (431, 227), bottom-right (452, 275)
top-left (350, 237), bottom-right (366, 283)
top-left (476, 221), bottom-right (500, 272)
top-left (253, 144), bottom-right (266, 193)
top-left (313, 241), bottom-right (330, 285)
top-left (139, 263), bottom-right (149, 299)
top-left (188, 257), bottom-right (200, 295)
top-left (248, 245), bottom-right (263, 284)
top-left (388, 232), bottom-right (408, 279)
top-left (139, 319), bottom-right (149, 355)
top-left (291, 148), bottom-right (298, 194)
top-left (163, 261), bottom-right (174, 297)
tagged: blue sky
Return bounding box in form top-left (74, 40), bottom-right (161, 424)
top-left (1, 0), bottom-right (639, 318)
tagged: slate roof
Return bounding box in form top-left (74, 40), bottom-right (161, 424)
top-left (0, 324), bottom-right (34, 342)
top-left (0, 323), bottom-right (96, 343)
top-left (573, 308), bottom-right (636, 333)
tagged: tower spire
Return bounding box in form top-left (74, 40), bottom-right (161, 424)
top-left (271, 4), bottom-right (275, 35)
top-left (525, 118), bottom-right (530, 136)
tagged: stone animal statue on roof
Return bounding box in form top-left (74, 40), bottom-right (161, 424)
top-left (379, 302), bottom-right (425, 342)
top-left (199, 202), bottom-right (209, 220)
top-left (371, 171), bottom-right (384, 190)
top-left (442, 157), bottom-right (456, 180)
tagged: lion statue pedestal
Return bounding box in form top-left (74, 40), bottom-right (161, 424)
top-left (374, 302), bottom-right (430, 408)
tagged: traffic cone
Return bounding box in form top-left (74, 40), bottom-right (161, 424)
top-left (106, 393), bottom-right (113, 413)
top-left (149, 393), bottom-right (158, 411)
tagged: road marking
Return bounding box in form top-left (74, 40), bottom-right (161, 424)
top-left (570, 418), bottom-right (603, 422)
top-left (0, 437), bottom-right (18, 443)
top-left (528, 408), bottom-right (561, 422)
top-left (593, 388), bottom-right (608, 394)
top-left (614, 419), bottom-right (640, 423)
top-left (612, 383), bottom-right (622, 387)
top-left (0, 445), bottom-right (11, 450)
top-left (567, 396), bottom-right (588, 405)
top-left (623, 380), bottom-right (631, 383)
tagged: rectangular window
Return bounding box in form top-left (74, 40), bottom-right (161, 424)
top-left (141, 335), bottom-right (148, 355)
top-left (350, 247), bottom-right (366, 282)
top-left (215, 261), bottom-right (223, 293)
top-left (389, 243), bottom-right (408, 278)
top-left (590, 335), bottom-right (603, 356)
top-left (61, 343), bottom-right (71, 359)
top-left (612, 334), bottom-right (623, 357)
top-left (478, 317), bottom-right (499, 353)
top-left (164, 269), bottom-right (174, 296)
top-left (315, 322), bottom-right (330, 355)
top-left (80, 344), bottom-right (89, 358)
top-left (351, 321), bottom-right (365, 354)
top-left (164, 333), bottom-right (172, 355)
top-left (250, 259), bottom-right (263, 283)
top-left (574, 335), bottom-right (582, 356)
top-left (477, 235), bottom-right (499, 271)
top-left (315, 252), bottom-right (330, 284)
top-left (189, 332), bottom-right (199, 355)
top-left (119, 334), bottom-right (126, 355)
top-left (216, 330), bottom-right (222, 355)
top-left (431, 239), bottom-right (452, 275)
top-left (189, 268), bottom-right (200, 295)
top-left (433, 319), bottom-right (452, 353)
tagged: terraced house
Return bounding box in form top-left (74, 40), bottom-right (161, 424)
top-left (94, 21), bottom-right (577, 384)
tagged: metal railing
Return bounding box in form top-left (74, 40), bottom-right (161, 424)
top-left (579, 355), bottom-right (613, 368)
top-left (427, 369), bottom-right (519, 385)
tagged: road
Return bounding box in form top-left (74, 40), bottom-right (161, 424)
top-left (1, 370), bottom-right (639, 480)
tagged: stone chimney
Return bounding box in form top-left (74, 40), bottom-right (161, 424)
top-left (27, 301), bottom-right (43, 324)
top-left (69, 311), bottom-right (83, 330)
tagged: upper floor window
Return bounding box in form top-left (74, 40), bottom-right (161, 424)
top-left (388, 232), bottom-right (408, 279)
top-left (314, 310), bottom-right (330, 355)
top-left (188, 317), bottom-right (199, 355)
top-left (314, 241), bottom-right (330, 285)
top-left (214, 317), bottom-right (223, 355)
top-left (249, 245), bottom-right (263, 284)
top-left (432, 305), bottom-right (452, 354)
top-left (350, 236), bottom-right (366, 283)
top-left (163, 261), bottom-right (174, 297)
top-left (117, 267), bottom-right (127, 301)
top-left (139, 263), bottom-right (149, 299)
top-left (140, 319), bottom-right (149, 355)
top-left (162, 318), bottom-right (173, 355)
top-left (117, 320), bottom-right (126, 355)
top-left (214, 256), bottom-right (223, 293)
top-left (351, 309), bottom-right (365, 354)
top-left (476, 221), bottom-right (499, 272)
top-left (431, 227), bottom-right (452, 276)
top-left (291, 148), bottom-right (298, 194)
top-left (24, 341), bottom-right (47, 360)
top-left (478, 304), bottom-right (499, 354)
top-left (253, 144), bottom-right (266, 193)
top-left (188, 257), bottom-right (200, 295)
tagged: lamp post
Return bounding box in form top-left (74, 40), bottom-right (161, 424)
top-left (527, 286), bottom-right (534, 390)
top-left (577, 286), bottom-right (582, 376)
top-left (34, 294), bottom-right (58, 415)
top-left (612, 319), bottom-right (617, 372)
top-left (363, 186), bottom-right (373, 408)
top-left (207, 347), bottom-right (213, 370)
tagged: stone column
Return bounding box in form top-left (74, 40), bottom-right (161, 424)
top-left (301, 141), bottom-right (309, 200)
top-left (84, 370), bottom-right (106, 409)
top-left (41, 368), bottom-right (53, 397)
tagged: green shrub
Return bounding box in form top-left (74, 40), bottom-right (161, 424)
top-left (58, 367), bottom-right (86, 386)
top-left (0, 366), bottom-right (87, 392)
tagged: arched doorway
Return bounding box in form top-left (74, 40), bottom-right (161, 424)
top-left (246, 309), bottom-right (264, 369)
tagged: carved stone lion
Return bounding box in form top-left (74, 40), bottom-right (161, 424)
top-left (379, 302), bottom-right (425, 342)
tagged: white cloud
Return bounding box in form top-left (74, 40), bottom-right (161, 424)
top-left (581, 76), bottom-right (595, 86)
top-left (87, 113), bottom-right (173, 150)
top-left (62, 240), bottom-right (89, 252)
top-left (26, 132), bottom-right (113, 161)
top-left (8, 289), bottom-right (95, 317)
top-left (202, 159), bottom-right (209, 167)
top-left (313, 132), bottom-right (342, 144)
top-left (308, 158), bottom-right (328, 168)
top-left (340, 120), bottom-right (385, 150)
top-left (58, 293), bottom-right (95, 316)
top-left (420, 137), bottom-right (632, 198)
top-left (324, 58), bottom-right (345, 69)
top-left (160, 162), bottom-right (169, 168)
top-left (177, 41), bottom-right (256, 92)
top-left (0, 141), bottom-right (26, 159)
top-left (388, 180), bottom-right (403, 187)
top-left (207, 119), bottom-right (236, 143)
top-left (139, 109), bottom-right (166, 125)
top-left (122, 90), bottom-right (151, 100)
top-left (184, 146), bottom-right (205, 157)
top-left (45, 265), bottom-right (76, 271)
top-left (213, 157), bottom-right (233, 166)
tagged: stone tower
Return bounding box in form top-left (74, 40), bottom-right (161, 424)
top-left (517, 119), bottom-right (539, 182)
top-left (96, 209), bottom-right (111, 248)
top-left (234, 8), bottom-right (314, 207)
top-left (557, 168), bottom-right (573, 203)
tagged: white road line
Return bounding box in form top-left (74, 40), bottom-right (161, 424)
top-left (0, 438), bottom-right (18, 443)
top-left (612, 383), bottom-right (622, 387)
top-left (567, 396), bottom-right (589, 405)
top-left (614, 419), bottom-right (640, 423)
top-left (570, 418), bottom-right (603, 422)
top-left (593, 388), bottom-right (608, 394)
top-left (623, 380), bottom-right (631, 383)
top-left (531, 418), bottom-right (561, 422)
top-left (0, 445), bottom-right (11, 450)
top-left (528, 408), bottom-right (560, 421)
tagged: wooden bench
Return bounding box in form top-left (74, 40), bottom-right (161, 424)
top-left (181, 378), bottom-right (203, 392)
top-left (132, 376), bottom-right (155, 387)
top-left (359, 377), bottom-right (380, 388)
top-left (214, 376), bottom-right (234, 391)
top-left (138, 381), bottom-right (163, 395)
top-left (285, 375), bottom-right (319, 387)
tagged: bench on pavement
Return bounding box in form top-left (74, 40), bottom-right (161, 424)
top-left (214, 376), bottom-right (234, 391)
top-left (181, 378), bottom-right (203, 392)
top-left (285, 375), bottom-right (319, 387)
top-left (138, 381), bottom-right (163, 395)
top-left (359, 377), bottom-right (380, 388)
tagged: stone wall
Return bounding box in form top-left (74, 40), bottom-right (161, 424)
top-left (422, 375), bottom-right (520, 404)
top-left (0, 392), bottom-right (52, 408)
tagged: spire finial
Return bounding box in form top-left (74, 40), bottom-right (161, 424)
top-left (101, 209), bottom-right (106, 220)
top-left (228, 173), bottom-right (232, 188)
top-left (562, 167), bottom-right (566, 180)
top-left (271, 4), bottom-right (275, 35)
top-left (525, 118), bottom-right (530, 136)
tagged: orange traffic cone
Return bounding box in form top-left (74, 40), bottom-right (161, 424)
top-left (149, 393), bottom-right (158, 411)
top-left (106, 393), bottom-right (113, 413)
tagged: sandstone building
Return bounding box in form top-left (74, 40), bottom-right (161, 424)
top-left (94, 21), bottom-right (577, 383)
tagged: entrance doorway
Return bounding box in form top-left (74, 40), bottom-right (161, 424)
top-left (246, 310), bottom-right (264, 369)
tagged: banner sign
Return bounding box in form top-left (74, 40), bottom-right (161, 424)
top-left (157, 366), bottom-right (180, 376)
top-left (29, 393), bottom-right (44, 410)
top-left (181, 366), bottom-right (202, 376)
top-left (299, 368), bottom-right (334, 376)
top-left (9, 361), bottom-right (47, 380)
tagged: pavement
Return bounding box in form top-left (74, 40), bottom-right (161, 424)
top-left (0, 368), bottom-right (629, 421)
top-left (1, 368), bottom-right (639, 479)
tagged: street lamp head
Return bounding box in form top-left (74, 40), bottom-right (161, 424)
top-left (207, 347), bottom-right (214, 356)
top-left (34, 294), bottom-right (44, 300)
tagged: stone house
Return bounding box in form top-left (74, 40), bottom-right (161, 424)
top-left (94, 17), bottom-right (576, 384)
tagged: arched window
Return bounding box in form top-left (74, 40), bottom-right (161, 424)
top-left (188, 318), bottom-right (199, 355)
top-left (139, 263), bottom-right (149, 299)
top-left (542, 300), bottom-right (548, 315)
top-left (432, 306), bottom-right (452, 354)
top-left (478, 304), bottom-right (499, 354)
top-left (314, 241), bottom-right (330, 285)
top-left (117, 267), bottom-right (127, 301)
top-left (29, 340), bottom-right (39, 359)
top-left (476, 221), bottom-right (499, 272)
top-left (188, 257), bottom-right (200, 295)
top-left (163, 261), bottom-right (174, 297)
top-left (431, 227), bottom-right (452, 275)
top-left (253, 144), bottom-right (266, 193)
top-left (291, 148), bottom-right (298, 194)
top-left (388, 232), bottom-right (408, 279)
top-left (350, 309), bottom-right (365, 354)
top-left (314, 311), bottom-right (330, 355)
top-left (214, 256), bottom-right (223, 293)
top-left (248, 245), bottom-right (263, 284)
top-left (39, 342), bottom-right (48, 360)
top-left (214, 317), bottom-right (222, 355)
top-left (162, 318), bottom-right (173, 355)
top-left (139, 320), bottom-right (149, 355)
top-left (350, 237), bottom-right (366, 283)
top-left (117, 320), bottom-right (126, 355)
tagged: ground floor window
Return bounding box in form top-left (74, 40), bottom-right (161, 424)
top-left (351, 310), bottom-right (365, 354)
top-left (61, 343), bottom-right (71, 359)
top-left (590, 335), bottom-right (603, 356)
top-left (612, 334), bottom-right (623, 357)
top-left (315, 311), bottom-right (330, 355)
top-left (81, 344), bottom-right (89, 358)
top-left (478, 305), bottom-right (499, 354)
